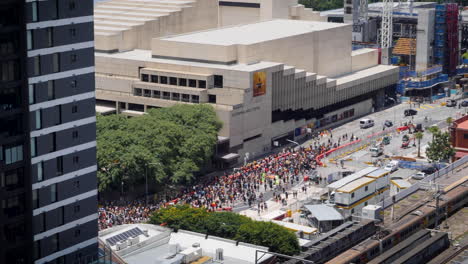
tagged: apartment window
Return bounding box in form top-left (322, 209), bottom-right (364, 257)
top-left (31, 1), bottom-right (38, 22)
top-left (56, 156), bottom-right (63, 175)
top-left (162, 92), bottom-right (170, 100)
top-left (182, 94), bottom-right (190, 102)
top-left (46, 28), bottom-right (53, 47)
top-left (464, 133), bottom-right (468, 139)
top-left (31, 137), bottom-right (36, 157)
top-left (191, 95), bottom-right (199, 103)
top-left (73, 156), bottom-right (79, 164)
top-left (33, 56), bottom-right (40, 76)
top-left (351, 192), bottom-right (355, 198)
top-left (27, 30), bottom-right (33, 50)
top-left (70, 80), bottom-right (77, 88)
top-left (365, 186), bottom-right (368, 191)
top-left (72, 130), bottom-right (78, 139)
top-left (75, 229), bottom-right (81, 237)
top-left (51, 132), bottom-right (56, 152)
top-left (32, 189), bottom-right (39, 209)
top-left (214, 75), bottom-right (223, 88)
top-left (37, 162), bottom-right (43, 182)
top-left (69, 0), bottom-right (76, 10)
top-left (52, 53), bottom-right (60, 73)
top-left (188, 79), bottom-right (197, 88)
top-left (5, 145), bottom-right (23, 165)
top-left (47, 80), bottom-right (55, 100)
top-left (56, 105), bottom-right (62, 125)
top-left (70, 54), bottom-right (77, 63)
top-left (38, 213), bottom-right (46, 232)
top-left (134, 88), bottom-right (142, 96)
top-left (69, 28), bottom-right (76, 37)
top-left (74, 205), bottom-right (80, 214)
top-left (150, 75), bottom-right (158, 83)
top-left (169, 77), bottom-right (177, 85)
top-left (29, 84), bottom-right (35, 104)
top-left (72, 105), bottom-right (78, 113)
top-left (152, 90), bottom-right (160, 98)
top-left (33, 240), bottom-right (41, 260)
top-left (51, 233), bottom-right (59, 252)
top-left (172, 93), bottom-right (180, 101)
top-left (179, 78), bottom-right (187, 86)
top-left (51, 184), bottom-right (58, 203)
top-left (58, 206), bottom-right (64, 225)
top-left (73, 180), bottom-right (80, 190)
top-left (199, 80), bottom-right (206, 88)
top-left (208, 95), bottom-right (217, 104)
top-left (160, 76), bottom-right (168, 84)
top-left (141, 74), bottom-right (149, 82)
top-left (35, 110), bottom-right (41, 129)
top-left (143, 89), bottom-right (151, 97)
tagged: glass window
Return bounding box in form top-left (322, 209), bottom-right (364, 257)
top-left (70, 54), bottom-right (77, 63)
top-left (179, 78), bottom-right (187, 86)
top-left (69, 28), bottom-right (76, 37)
top-left (72, 130), bottom-right (78, 139)
top-left (152, 90), bottom-right (160, 98)
top-left (31, 2), bottom-right (38, 22)
top-left (27, 30), bottom-right (33, 50)
top-left (47, 28), bottom-right (53, 47)
top-left (182, 94), bottom-right (190, 102)
top-left (199, 80), bottom-right (206, 88)
top-left (31, 137), bottom-right (36, 157)
top-left (172, 93), bottom-right (180, 101)
top-left (52, 53), bottom-right (60, 73)
top-left (51, 233), bottom-right (59, 252)
top-left (162, 92), bottom-right (170, 99)
top-left (33, 240), bottom-right (41, 260)
top-left (134, 88), bottom-right (142, 96)
top-left (1, 61), bottom-right (18, 81)
top-left (208, 94), bottom-right (216, 104)
top-left (5, 145), bottom-right (23, 165)
top-left (160, 76), bottom-right (167, 84)
top-left (56, 157), bottom-right (63, 175)
top-left (169, 77), bottom-right (177, 85)
top-left (58, 206), bottom-right (64, 225)
top-left (51, 132), bottom-right (56, 152)
top-left (69, 0), bottom-right (76, 10)
top-left (70, 80), bottom-right (77, 88)
top-left (37, 162), bottom-right (43, 182)
top-left (56, 105), bottom-right (61, 125)
top-left (189, 79), bottom-right (197, 88)
top-left (141, 74), bottom-right (149, 82)
top-left (214, 75), bottom-right (223, 88)
top-left (150, 75), bottom-right (158, 83)
top-left (33, 56), bottom-right (40, 76)
top-left (35, 110), bottom-right (41, 130)
top-left (51, 184), bottom-right (58, 202)
top-left (72, 105), bottom-right (78, 113)
top-left (29, 84), bottom-right (35, 104)
top-left (38, 213), bottom-right (46, 232)
top-left (51, 0), bottom-right (58, 19)
top-left (191, 95), bottom-right (199, 103)
top-left (32, 189), bottom-right (39, 209)
top-left (47, 80), bottom-right (55, 100)
top-left (143, 89), bottom-right (151, 97)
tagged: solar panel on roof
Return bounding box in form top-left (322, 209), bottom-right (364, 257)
top-left (106, 227), bottom-right (144, 246)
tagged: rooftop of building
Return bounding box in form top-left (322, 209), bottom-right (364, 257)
top-left (99, 224), bottom-right (273, 264)
top-left (161, 19), bottom-right (346, 46)
top-left (391, 179), bottom-right (412, 189)
top-left (336, 177), bottom-right (375, 193)
top-left (327, 167), bottom-right (379, 190)
top-left (456, 119), bottom-right (468, 130)
top-left (303, 204), bottom-right (344, 221)
top-left (321, 1), bottom-right (436, 17)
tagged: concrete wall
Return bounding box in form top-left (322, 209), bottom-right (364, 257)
top-left (351, 48), bottom-right (379, 72)
top-left (416, 9), bottom-right (435, 71)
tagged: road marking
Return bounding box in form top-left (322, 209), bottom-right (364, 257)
top-left (426, 105), bottom-right (435, 109)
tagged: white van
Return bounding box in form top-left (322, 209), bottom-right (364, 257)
top-left (384, 160), bottom-right (399, 172)
top-left (369, 146), bottom-right (383, 157)
top-left (360, 119), bottom-right (374, 129)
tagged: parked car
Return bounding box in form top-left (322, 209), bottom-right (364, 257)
top-left (384, 160), bottom-right (399, 172)
top-left (422, 166), bottom-right (438, 175)
top-left (360, 118), bottom-right (375, 129)
top-left (404, 109), bottom-right (418, 116)
top-left (384, 120), bottom-right (393, 127)
top-left (412, 172), bottom-right (426, 180)
top-left (369, 146), bottom-right (383, 157)
top-left (446, 99), bottom-right (457, 107)
top-left (461, 100), bottom-right (468, 107)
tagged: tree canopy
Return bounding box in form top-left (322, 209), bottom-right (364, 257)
top-left (149, 205), bottom-right (300, 256)
top-left (96, 104), bottom-right (222, 192)
top-left (299, 0), bottom-right (343, 11)
top-left (426, 131), bottom-right (455, 163)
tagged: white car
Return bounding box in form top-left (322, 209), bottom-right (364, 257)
top-left (412, 172), bottom-right (426, 180)
top-left (384, 161), bottom-right (399, 172)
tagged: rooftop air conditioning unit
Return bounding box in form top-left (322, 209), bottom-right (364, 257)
top-left (143, 229), bottom-right (149, 237)
top-left (215, 248), bottom-right (224, 261)
top-left (129, 236), bottom-right (140, 245)
top-left (116, 241), bottom-right (128, 251)
top-left (192, 243), bottom-right (200, 248)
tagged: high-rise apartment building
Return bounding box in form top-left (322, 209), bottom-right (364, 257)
top-left (0, 1), bottom-right (97, 263)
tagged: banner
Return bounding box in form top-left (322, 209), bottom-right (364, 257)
top-left (253, 71), bottom-right (266, 97)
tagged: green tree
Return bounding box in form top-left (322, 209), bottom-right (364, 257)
top-left (96, 104), bottom-right (222, 192)
top-left (414, 132), bottom-right (424, 157)
top-left (427, 126), bottom-right (440, 141)
top-left (446, 117), bottom-right (453, 129)
top-left (298, 0), bottom-right (343, 11)
top-left (426, 131), bottom-right (455, 163)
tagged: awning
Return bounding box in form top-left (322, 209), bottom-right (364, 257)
top-left (219, 153), bottom-right (240, 161)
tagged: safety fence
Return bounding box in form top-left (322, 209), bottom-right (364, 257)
top-left (377, 155), bottom-right (468, 209)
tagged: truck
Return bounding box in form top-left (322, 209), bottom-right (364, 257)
top-left (369, 145), bottom-right (383, 157)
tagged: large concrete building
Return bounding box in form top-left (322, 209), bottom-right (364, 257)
top-left (95, 19), bottom-right (399, 164)
top-left (0, 0), bottom-right (98, 263)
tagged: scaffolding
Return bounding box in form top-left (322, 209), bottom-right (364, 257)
top-left (434, 4), bottom-right (459, 76)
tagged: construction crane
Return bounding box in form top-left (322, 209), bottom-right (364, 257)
top-left (381, 0), bottom-right (394, 64)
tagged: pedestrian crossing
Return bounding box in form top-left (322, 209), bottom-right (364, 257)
top-left (416, 104), bottom-right (442, 111)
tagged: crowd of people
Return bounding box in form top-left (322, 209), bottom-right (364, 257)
top-left (99, 130), bottom-right (352, 230)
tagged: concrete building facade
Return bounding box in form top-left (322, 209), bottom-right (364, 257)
top-left (1, 0), bottom-right (98, 263)
top-left (95, 20), bottom-right (399, 164)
